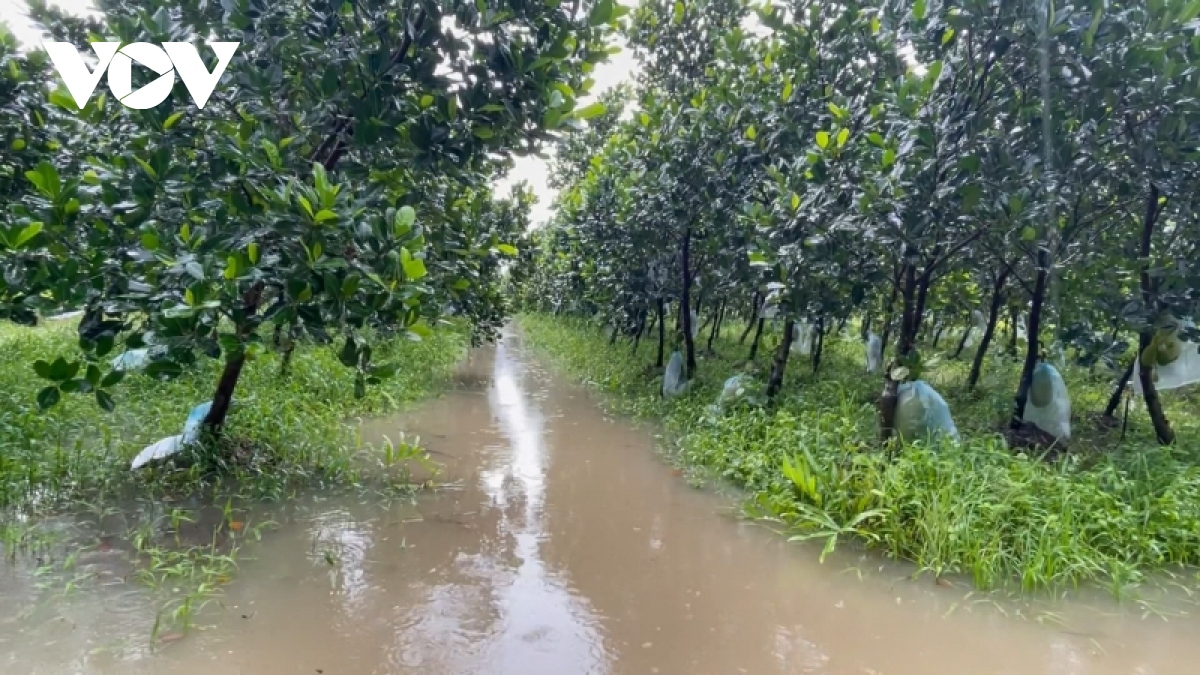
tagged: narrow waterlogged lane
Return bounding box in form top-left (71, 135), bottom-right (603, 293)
top-left (4, 329), bottom-right (1200, 674)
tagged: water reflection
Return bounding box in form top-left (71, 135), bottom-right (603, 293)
top-left (477, 336), bottom-right (609, 673)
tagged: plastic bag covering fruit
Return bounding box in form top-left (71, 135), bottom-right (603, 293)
top-left (718, 374), bottom-right (745, 406)
top-left (1134, 317), bottom-right (1200, 396)
top-left (894, 380), bottom-right (959, 442)
top-left (791, 321), bottom-right (814, 356)
top-left (663, 351), bottom-right (687, 397)
top-left (866, 332), bottom-right (883, 374)
top-left (1023, 362), bottom-right (1071, 440)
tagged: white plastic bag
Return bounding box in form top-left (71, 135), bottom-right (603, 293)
top-left (718, 375), bottom-right (746, 406)
top-left (663, 351), bottom-right (687, 397)
top-left (894, 380), bottom-right (959, 442)
top-left (1022, 362), bottom-right (1071, 440)
top-left (1133, 319), bottom-right (1200, 395)
top-left (791, 322), bottom-right (814, 356)
top-left (111, 348), bottom-right (151, 372)
top-left (131, 401), bottom-right (221, 470)
top-left (866, 332), bottom-right (882, 374)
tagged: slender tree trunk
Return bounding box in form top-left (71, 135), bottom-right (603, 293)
top-left (1008, 306), bottom-right (1019, 353)
top-left (952, 321), bottom-right (972, 359)
top-left (880, 255), bottom-right (918, 442)
top-left (811, 316), bottom-right (825, 374)
top-left (203, 284), bottom-right (263, 431)
top-left (1010, 249), bottom-right (1049, 429)
top-left (739, 292), bottom-right (761, 344)
top-left (609, 325), bottom-right (619, 345)
top-left (707, 300), bottom-right (725, 352)
top-left (968, 267), bottom-right (1010, 390)
top-left (279, 339), bottom-right (296, 378)
top-left (836, 317), bottom-right (847, 334)
top-left (880, 267), bottom-right (901, 357)
top-left (656, 298), bottom-right (666, 369)
top-left (932, 324), bottom-right (945, 349)
top-left (680, 228), bottom-right (697, 378)
top-left (860, 313), bottom-right (872, 341)
top-left (748, 317), bottom-right (765, 360)
top-left (1103, 359), bottom-right (1135, 419)
top-left (766, 319), bottom-right (795, 399)
top-left (1136, 184), bottom-right (1174, 444)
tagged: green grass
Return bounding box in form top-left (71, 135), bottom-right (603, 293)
top-left (519, 313), bottom-right (1200, 596)
top-left (0, 318), bottom-right (467, 510)
top-left (0, 318), bottom-right (466, 638)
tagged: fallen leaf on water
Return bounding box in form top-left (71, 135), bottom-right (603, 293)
top-left (159, 633), bottom-right (185, 644)
top-left (935, 577), bottom-right (952, 588)
top-left (229, 521), bottom-right (245, 532)
top-left (670, 469), bottom-right (683, 477)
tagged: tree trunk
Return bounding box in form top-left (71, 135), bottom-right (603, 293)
top-left (880, 255), bottom-right (918, 442)
top-left (739, 292), bottom-right (761, 344)
top-left (952, 321), bottom-right (972, 359)
top-left (860, 313), bottom-right (872, 341)
top-left (680, 228), bottom-right (697, 379)
top-left (1010, 249), bottom-right (1049, 429)
top-left (748, 317), bottom-right (765, 360)
top-left (656, 297), bottom-right (666, 369)
top-left (968, 267), bottom-right (1010, 390)
top-left (880, 265), bottom-right (901, 357)
top-left (811, 315), bottom-right (825, 374)
top-left (609, 324), bottom-right (619, 345)
top-left (1136, 184), bottom-right (1174, 444)
top-left (202, 285), bottom-right (263, 431)
top-left (766, 319), bottom-right (795, 399)
top-left (1103, 359), bottom-right (1135, 419)
top-left (1008, 306), bottom-right (1019, 353)
top-left (707, 300), bottom-right (725, 352)
top-left (932, 324), bottom-right (945, 349)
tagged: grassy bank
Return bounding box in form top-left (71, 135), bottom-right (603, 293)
top-left (519, 314), bottom-right (1200, 595)
top-left (0, 318), bottom-right (467, 511)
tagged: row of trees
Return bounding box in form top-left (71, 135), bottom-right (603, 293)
top-left (514, 0), bottom-right (1200, 444)
top-left (1, 0), bottom-right (620, 433)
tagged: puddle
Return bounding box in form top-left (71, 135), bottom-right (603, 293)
top-left (2, 329), bottom-right (1199, 674)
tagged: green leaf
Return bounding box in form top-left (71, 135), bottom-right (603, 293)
top-left (419, 94), bottom-right (435, 108)
top-left (472, 126), bottom-right (496, 139)
top-left (248, 242), bottom-right (259, 264)
top-left (48, 357), bottom-right (77, 382)
top-left (790, 193), bottom-right (800, 211)
top-left (224, 255), bottom-right (240, 280)
top-left (403, 255), bottom-right (428, 281)
top-left (867, 132), bottom-right (885, 148)
top-left (1021, 226), bottom-right (1037, 242)
top-left (395, 205), bottom-right (417, 233)
top-left (882, 148), bottom-right (896, 168)
top-left (496, 243), bottom-right (519, 256)
top-left (673, 1), bottom-right (685, 24)
top-left (827, 102), bottom-right (846, 118)
top-left (86, 364), bottom-right (101, 386)
top-left (913, 0), bottom-right (926, 20)
top-left (925, 60), bottom-right (943, 89)
top-left (95, 390), bottom-right (115, 412)
top-left (100, 370), bottom-right (125, 388)
top-left (639, 112), bottom-right (651, 127)
top-left (134, 157), bottom-right (158, 180)
top-left (141, 231), bottom-right (160, 250)
top-left (314, 209), bottom-right (338, 223)
top-left (588, 0), bottom-right (614, 26)
top-left (815, 131), bottom-right (830, 149)
top-left (941, 28), bottom-right (955, 45)
top-left (782, 80), bottom-right (793, 101)
top-left (836, 128), bottom-right (850, 148)
top-left (37, 386), bottom-right (61, 410)
top-left (25, 161), bottom-right (60, 198)
top-left (745, 125), bottom-right (757, 140)
top-left (13, 222), bottom-right (42, 248)
top-left (33, 360), bottom-right (52, 379)
top-left (163, 111), bottom-right (185, 130)
top-left (574, 102), bottom-right (607, 120)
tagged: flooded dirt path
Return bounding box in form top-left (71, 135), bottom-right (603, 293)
top-left (5, 329), bottom-right (1200, 674)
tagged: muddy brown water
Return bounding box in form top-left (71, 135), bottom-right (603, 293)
top-left (3, 330), bottom-right (1200, 674)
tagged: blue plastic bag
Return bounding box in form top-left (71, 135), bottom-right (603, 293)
top-left (895, 380), bottom-right (959, 442)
